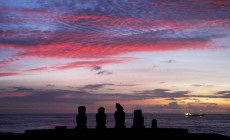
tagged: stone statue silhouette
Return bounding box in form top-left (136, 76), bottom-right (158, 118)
top-left (132, 109), bottom-right (145, 128)
top-left (114, 103), bottom-right (126, 128)
top-left (96, 107), bottom-right (107, 129)
top-left (76, 106), bottom-right (87, 129)
top-left (151, 118), bottom-right (158, 129)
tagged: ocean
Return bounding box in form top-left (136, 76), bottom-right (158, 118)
top-left (0, 113), bottom-right (230, 137)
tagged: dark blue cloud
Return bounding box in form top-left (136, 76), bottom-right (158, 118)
top-left (81, 83), bottom-right (114, 90)
top-left (0, 86), bottom-right (230, 106)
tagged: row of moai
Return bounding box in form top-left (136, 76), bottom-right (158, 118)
top-left (76, 103), bottom-right (158, 129)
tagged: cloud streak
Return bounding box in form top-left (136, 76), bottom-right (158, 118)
top-left (0, 72), bottom-right (21, 77)
top-left (25, 59), bottom-right (127, 72)
top-left (1, 86), bottom-right (229, 105)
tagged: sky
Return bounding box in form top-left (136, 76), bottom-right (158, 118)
top-left (0, 0), bottom-right (230, 114)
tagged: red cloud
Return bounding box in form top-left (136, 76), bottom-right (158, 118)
top-left (11, 39), bottom-right (209, 60)
top-left (1, 5), bottom-right (228, 60)
top-left (1, 31), bottom-right (211, 60)
top-left (0, 73), bottom-right (21, 77)
top-left (2, 8), bottom-right (227, 59)
top-left (1, 21), bottom-right (214, 59)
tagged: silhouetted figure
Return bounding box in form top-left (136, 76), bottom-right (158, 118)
top-left (132, 110), bottom-right (145, 128)
top-left (114, 103), bottom-right (126, 128)
top-left (76, 106), bottom-right (87, 129)
top-left (151, 119), bottom-right (158, 129)
top-left (96, 107), bottom-right (107, 129)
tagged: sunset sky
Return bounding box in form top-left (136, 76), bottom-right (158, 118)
top-left (0, 0), bottom-right (230, 114)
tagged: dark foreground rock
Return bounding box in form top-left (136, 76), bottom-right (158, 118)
top-left (1, 128), bottom-right (229, 139)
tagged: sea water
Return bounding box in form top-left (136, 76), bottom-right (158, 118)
top-left (0, 113), bottom-right (229, 137)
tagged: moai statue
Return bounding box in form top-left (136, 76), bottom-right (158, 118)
top-left (96, 107), bottom-right (107, 129)
top-left (114, 103), bottom-right (126, 128)
top-left (132, 110), bottom-right (145, 128)
top-left (76, 106), bottom-right (87, 129)
top-left (151, 119), bottom-right (158, 129)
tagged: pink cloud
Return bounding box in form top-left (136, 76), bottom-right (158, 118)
top-left (25, 59), bottom-right (133, 72)
top-left (0, 58), bottom-right (19, 68)
top-left (0, 73), bottom-right (21, 77)
top-left (1, 29), bottom-right (211, 60)
top-left (0, 92), bottom-right (29, 98)
top-left (25, 67), bottom-right (49, 72)
top-left (1, 5), bottom-right (229, 60)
